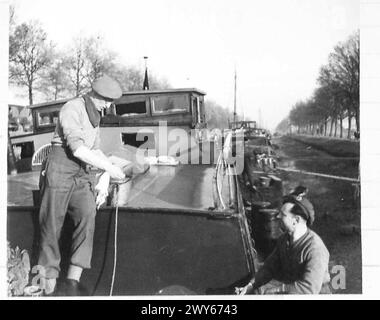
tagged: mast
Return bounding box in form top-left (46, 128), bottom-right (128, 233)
top-left (143, 56), bottom-right (149, 90)
top-left (259, 107), bottom-right (262, 128)
top-left (233, 68), bottom-right (237, 123)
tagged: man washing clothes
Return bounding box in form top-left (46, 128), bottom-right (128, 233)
top-left (38, 75), bottom-right (125, 296)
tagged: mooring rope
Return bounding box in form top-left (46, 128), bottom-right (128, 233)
top-left (110, 184), bottom-right (119, 296)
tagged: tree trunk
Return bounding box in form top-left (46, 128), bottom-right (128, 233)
top-left (28, 84), bottom-right (33, 105)
top-left (76, 70), bottom-right (80, 96)
top-left (76, 57), bottom-right (81, 96)
top-left (334, 118), bottom-right (338, 137)
top-left (329, 117), bottom-right (334, 137)
top-left (324, 118), bottom-right (327, 136)
top-left (355, 109), bottom-right (360, 133)
top-left (54, 84), bottom-right (58, 100)
top-left (339, 116), bottom-right (343, 138)
top-left (347, 113), bottom-right (352, 139)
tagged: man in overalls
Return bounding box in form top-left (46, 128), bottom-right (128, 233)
top-left (38, 75), bottom-right (125, 296)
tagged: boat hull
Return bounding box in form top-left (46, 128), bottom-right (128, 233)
top-left (7, 206), bottom-right (254, 295)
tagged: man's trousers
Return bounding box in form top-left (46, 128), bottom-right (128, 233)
top-left (38, 145), bottom-right (97, 279)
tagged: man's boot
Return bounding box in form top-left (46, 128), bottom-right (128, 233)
top-left (54, 279), bottom-right (89, 296)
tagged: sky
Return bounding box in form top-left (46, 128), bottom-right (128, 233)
top-left (10, 0), bottom-right (359, 130)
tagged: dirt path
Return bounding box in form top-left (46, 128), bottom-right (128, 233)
top-left (273, 135), bottom-right (362, 294)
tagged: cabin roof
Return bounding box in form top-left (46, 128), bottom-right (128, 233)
top-left (120, 88), bottom-right (206, 96)
top-left (28, 88), bottom-right (206, 109)
top-left (28, 98), bottom-right (72, 109)
top-left (231, 120), bottom-right (256, 124)
top-left (8, 104), bottom-right (26, 109)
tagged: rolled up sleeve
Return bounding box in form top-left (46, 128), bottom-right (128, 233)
top-left (60, 104), bottom-right (85, 153)
top-left (93, 128), bottom-right (101, 150)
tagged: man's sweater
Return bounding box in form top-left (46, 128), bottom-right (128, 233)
top-left (254, 229), bottom-right (330, 294)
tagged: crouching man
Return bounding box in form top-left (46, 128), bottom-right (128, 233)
top-left (236, 194), bottom-right (331, 295)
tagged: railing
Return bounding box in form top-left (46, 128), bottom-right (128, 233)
top-left (31, 143), bottom-right (52, 167)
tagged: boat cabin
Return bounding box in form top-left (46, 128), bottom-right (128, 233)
top-left (229, 120), bottom-right (257, 130)
top-left (9, 88), bottom-right (207, 170)
top-left (103, 88), bottom-right (206, 128)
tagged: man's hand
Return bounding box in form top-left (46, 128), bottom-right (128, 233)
top-left (263, 284), bottom-right (285, 295)
top-left (106, 164), bottom-right (125, 181)
top-left (73, 146), bottom-right (125, 181)
top-left (95, 172), bottom-right (110, 209)
top-left (235, 281), bottom-right (254, 295)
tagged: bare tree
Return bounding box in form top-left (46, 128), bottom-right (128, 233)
top-left (9, 4), bottom-right (16, 30)
top-left (205, 99), bottom-right (234, 129)
top-left (149, 74), bottom-right (172, 90)
top-left (63, 35), bottom-right (121, 96)
top-left (275, 118), bottom-right (291, 134)
top-left (319, 31), bottom-right (359, 137)
top-left (9, 20), bottom-right (54, 105)
top-left (109, 64), bottom-right (171, 92)
top-left (63, 37), bottom-right (89, 96)
top-left (38, 52), bottom-right (71, 100)
top-left (333, 31), bottom-right (359, 135)
top-left (109, 65), bottom-right (144, 91)
top-left (83, 36), bottom-right (118, 85)
top-left (283, 31), bottom-right (360, 139)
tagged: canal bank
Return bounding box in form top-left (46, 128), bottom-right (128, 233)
top-left (273, 135), bottom-right (361, 294)
top-left (286, 134), bottom-right (359, 158)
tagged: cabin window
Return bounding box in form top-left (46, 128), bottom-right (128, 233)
top-left (36, 109), bottom-right (60, 127)
top-left (12, 141), bottom-right (34, 160)
top-left (196, 97), bottom-right (201, 123)
top-left (246, 122), bottom-right (257, 129)
top-left (121, 132), bottom-right (155, 149)
top-left (191, 97), bottom-right (197, 125)
top-left (115, 101), bottom-right (147, 116)
top-left (151, 94), bottom-right (189, 114)
top-left (199, 98), bottom-right (204, 122)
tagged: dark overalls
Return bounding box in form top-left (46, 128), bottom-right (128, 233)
top-left (38, 145), bottom-right (97, 279)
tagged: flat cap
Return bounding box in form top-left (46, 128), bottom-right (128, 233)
top-left (283, 194), bottom-right (315, 226)
top-left (92, 75), bottom-right (122, 100)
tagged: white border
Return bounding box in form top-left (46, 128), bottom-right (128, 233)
top-left (1, 0), bottom-right (380, 300)
top-left (0, 0), bottom-right (9, 301)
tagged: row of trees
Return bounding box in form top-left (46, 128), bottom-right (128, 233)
top-left (205, 99), bottom-right (237, 129)
top-left (8, 7), bottom-right (239, 130)
top-left (278, 31), bottom-right (359, 139)
top-left (8, 8), bottom-right (170, 105)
